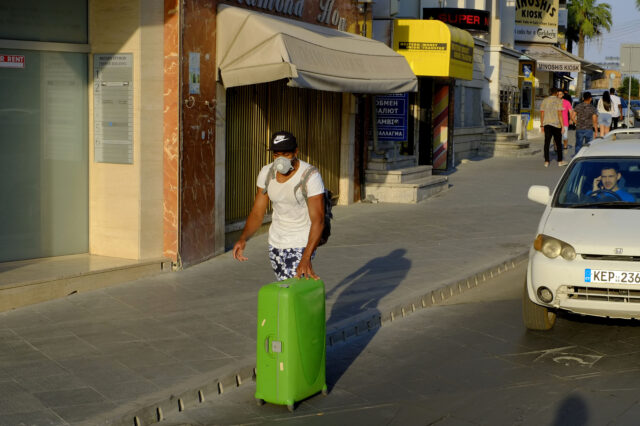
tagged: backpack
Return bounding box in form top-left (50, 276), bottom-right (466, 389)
top-left (262, 164), bottom-right (333, 246)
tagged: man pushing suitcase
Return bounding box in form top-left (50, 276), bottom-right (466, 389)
top-left (232, 131), bottom-right (326, 280)
top-left (233, 131), bottom-right (329, 411)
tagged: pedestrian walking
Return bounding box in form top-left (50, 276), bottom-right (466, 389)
top-left (609, 87), bottom-right (622, 130)
top-left (540, 87), bottom-right (566, 167)
top-left (559, 90), bottom-right (573, 150)
top-left (563, 89), bottom-right (573, 105)
top-left (570, 91), bottom-right (599, 152)
top-left (232, 131), bottom-right (325, 280)
top-left (597, 91), bottom-right (613, 137)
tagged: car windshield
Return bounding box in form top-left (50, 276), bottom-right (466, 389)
top-left (555, 158), bottom-right (640, 208)
top-left (632, 100), bottom-right (640, 108)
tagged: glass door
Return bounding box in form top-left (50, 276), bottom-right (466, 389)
top-left (0, 49), bottom-right (88, 262)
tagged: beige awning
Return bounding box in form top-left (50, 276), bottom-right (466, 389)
top-left (517, 44), bottom-right (604, 75)
top-left (216, 5), bottom-right (417, 93)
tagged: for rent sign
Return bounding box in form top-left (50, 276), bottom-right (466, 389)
top-left (0, 55), bottom-right (25, 69)
top-left (515, 0), bottom-right (559, 43)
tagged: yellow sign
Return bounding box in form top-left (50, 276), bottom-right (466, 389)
top-left (393, 19), bottom-right (473, 81)
top-left (515, 0), bottom-right (559, 43)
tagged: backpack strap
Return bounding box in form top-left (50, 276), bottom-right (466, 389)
top-left (294, 166), bottom-right (319, 201)
top-left (261, 163), bottom-right (277, 195)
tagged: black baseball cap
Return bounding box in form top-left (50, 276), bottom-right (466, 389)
top-left (269, 131), bottom-right (297, 152)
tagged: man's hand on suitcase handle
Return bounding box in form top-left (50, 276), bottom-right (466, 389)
top-left (295, 257), bottom-right (319, 280)
top-left (232, 239), bottom-right (249, 262)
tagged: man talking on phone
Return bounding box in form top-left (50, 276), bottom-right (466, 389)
top-left (589, 165), bottom-right (635, 202)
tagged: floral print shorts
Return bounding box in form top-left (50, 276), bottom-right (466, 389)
top-left (268, 245), bottom-right (314, 281)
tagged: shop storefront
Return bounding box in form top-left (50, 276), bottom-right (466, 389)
top-left (213, 5), bottom-right (417, 250)
top-left (0, 2), bottom-right (90, 263)
top-left (393, 19), bottom-right (474, 172)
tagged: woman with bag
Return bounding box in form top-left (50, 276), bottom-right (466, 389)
top-left (597, 91), bottom-right (613, 137)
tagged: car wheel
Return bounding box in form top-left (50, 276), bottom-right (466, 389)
top-left (522, 280), bottom-right (556, 330)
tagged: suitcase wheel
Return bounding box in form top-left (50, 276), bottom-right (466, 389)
top-left (287, 403), bottom-right (295, 413)
top-left (255, 398), bottom-right (264, 406)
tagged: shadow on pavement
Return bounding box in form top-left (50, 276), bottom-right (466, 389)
top-left (325, 248), bottom-right (411, 391)
top-left (552, 393), bottom-right (589, 426)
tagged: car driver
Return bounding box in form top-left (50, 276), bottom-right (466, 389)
top-left (591, 165), bottom-right (636, 202)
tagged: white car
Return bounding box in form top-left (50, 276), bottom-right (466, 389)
top-left (524, 135), bottom-right (640, 330)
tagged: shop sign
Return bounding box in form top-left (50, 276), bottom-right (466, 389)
top-left (515, 0), bottom-right (559, 43)
top-left (537, 61), bottom-right (579, 72)
top-left (233, 0), bottom-right (347, 30)
top-left (0, 55), bottom-right (25, 69)
top-left (422, 8), bottom-right (490, 33)
top-left (376, 93), bottom-right (408, 141)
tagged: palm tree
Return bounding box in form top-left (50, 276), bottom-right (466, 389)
top-left (567, 0), bottom-right (612, 93)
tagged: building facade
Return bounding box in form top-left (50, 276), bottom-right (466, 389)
top-left (0, 0), bottom-right (417, 268)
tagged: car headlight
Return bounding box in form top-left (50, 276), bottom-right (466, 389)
top-left (534, 234), bottom-right (577, 260)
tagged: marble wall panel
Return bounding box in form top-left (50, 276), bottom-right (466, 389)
top-left (164, 0), bottom-right (181, 263)
top-left (179, 0), bottom-right (217, 266)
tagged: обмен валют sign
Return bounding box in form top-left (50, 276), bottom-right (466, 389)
top-left (376, 94), bottom-right (408, 142)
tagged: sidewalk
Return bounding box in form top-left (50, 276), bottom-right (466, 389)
top-left (0, 155), bottom-right (563, 425)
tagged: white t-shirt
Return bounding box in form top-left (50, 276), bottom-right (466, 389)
top-left (257, 160), bottom-right (325, 249)
top-left (610, 94), bottom-right (621, 118)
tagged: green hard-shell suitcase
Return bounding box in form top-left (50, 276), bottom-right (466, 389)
top-left (255, 277), bottom-right (327, 411)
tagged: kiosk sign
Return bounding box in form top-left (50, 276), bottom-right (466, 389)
top-left (515, 0), bottom-right (559, 43)
top-left (376, 94), bottom-right (408, 141)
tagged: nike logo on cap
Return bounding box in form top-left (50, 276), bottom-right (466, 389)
top-left (273, 135), bottom-right (288, 144)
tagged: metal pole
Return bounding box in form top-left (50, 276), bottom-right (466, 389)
top-left (629, 74), bottom-right (632, 127)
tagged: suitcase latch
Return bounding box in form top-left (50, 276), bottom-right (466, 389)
top-left (271, 341), bottom-right (282, 353)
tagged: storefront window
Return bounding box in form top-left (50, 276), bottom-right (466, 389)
top-left (0, 50), bottom-right (88, 262)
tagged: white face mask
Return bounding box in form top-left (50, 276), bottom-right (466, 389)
top-left (274, 156), bottom-right (294, 174)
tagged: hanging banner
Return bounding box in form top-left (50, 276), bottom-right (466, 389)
top-left (514, 0), bottom-right (559, 43)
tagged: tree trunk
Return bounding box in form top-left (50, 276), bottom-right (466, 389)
top-left (576, 33), bottom-right (585, 94)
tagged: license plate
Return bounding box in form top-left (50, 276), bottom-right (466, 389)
top-left (585, 269), bottom-right (640, 284)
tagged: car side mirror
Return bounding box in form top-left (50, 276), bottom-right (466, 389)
top-left (528, 185), bottom-right (550, 205)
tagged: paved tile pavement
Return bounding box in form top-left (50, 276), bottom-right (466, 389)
top-left (0, 153), bottom-right (564, 425)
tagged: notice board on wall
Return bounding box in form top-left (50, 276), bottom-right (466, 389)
top-left (93, 54), bottom-right (133, 164)
top-left (376, 93), bottom-right (408, 142)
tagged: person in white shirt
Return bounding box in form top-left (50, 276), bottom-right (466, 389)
top-left (232, 131), bottom-right (326, 280)
top-left (597, 91), bottom-right (614, 137)
top-left (609, 88), bottom-right (622, 130)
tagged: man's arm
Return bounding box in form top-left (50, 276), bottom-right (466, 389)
top-left (232, 188), bottom-right (269, 261)
top-left (558, 109), bottom-right (564, 133)
top-left (570, 109), bottom-right (577, 123)
top-left (295, 194), bottom-right (324, 279)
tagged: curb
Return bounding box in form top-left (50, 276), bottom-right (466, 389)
top-left (96, 251), bottom-right (529, 426)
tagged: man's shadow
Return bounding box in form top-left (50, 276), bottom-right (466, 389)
top-left (325, 249), bottom-right (411, 390)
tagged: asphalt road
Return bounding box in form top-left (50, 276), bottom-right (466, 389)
top-left (162, 263), bottom-right (640, 426)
